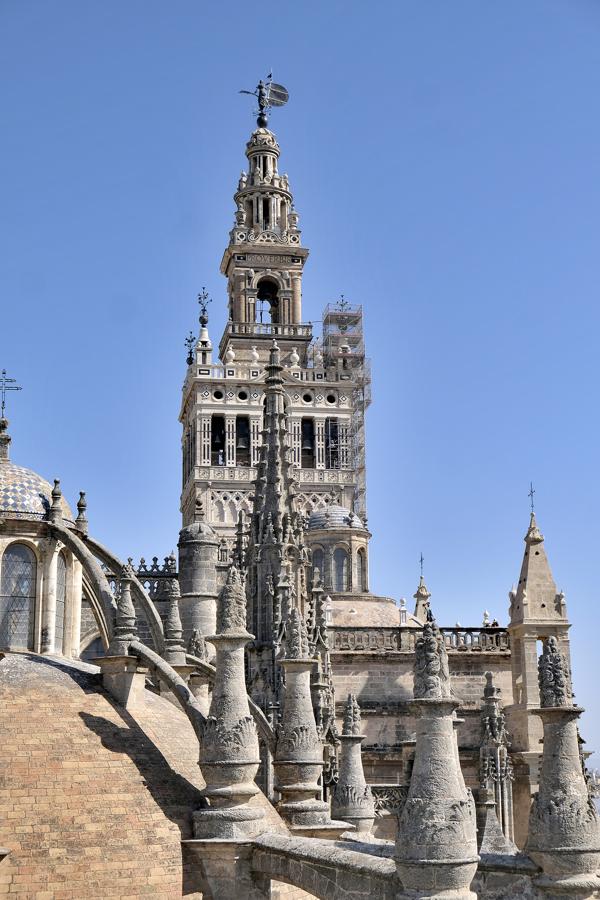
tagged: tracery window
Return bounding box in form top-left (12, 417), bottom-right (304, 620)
top-left (333, 547), bottom-right (349, 593)
top-left (0, 543), bottom-right (37, 650)
top-left (55, 552), bottom-right (67, 653)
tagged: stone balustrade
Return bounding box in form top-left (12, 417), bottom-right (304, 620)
top-left (331, 625), bottom-right (510, 654)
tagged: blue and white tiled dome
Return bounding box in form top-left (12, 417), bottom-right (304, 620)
top-left (0, 460), bottom-right (74, 522)
top-left (307, 504), bottom-right (363, 531)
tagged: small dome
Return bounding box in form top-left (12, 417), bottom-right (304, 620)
top-left (308, 504), bottom-right (363, 531)
top-left (0, 460), bottom-right (74, 522)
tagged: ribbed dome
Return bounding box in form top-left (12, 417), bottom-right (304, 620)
top-left (307, 504), bottom-right (363, 531)
top-left (0, 460), bottom-right (73, 522)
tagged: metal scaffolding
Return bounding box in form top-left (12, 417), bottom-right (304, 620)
top-left (322, 303), bottom-right (371, 520)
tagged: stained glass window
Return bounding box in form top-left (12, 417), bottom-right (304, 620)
top-left (0, 543), bottom-right (37, 650)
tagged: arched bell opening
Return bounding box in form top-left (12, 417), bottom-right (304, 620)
top-left (256, 277), bottom-right (280, 324)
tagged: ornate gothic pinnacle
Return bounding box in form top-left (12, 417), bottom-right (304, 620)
top-left (188, 628), bottom-right (208, 661)
top-left (283, 606), bottom-right (310, 660)
top-left (216, 565), bottom-right (248, 635)
top-left (109, 563), bottom-right (138, 654)
top-left (538, 636), bottom-right (571, 708)
top-left (413, 620), bottom-right (451, 700)
top-left (342, 694), bottom-right (362, 737)
top-left (163, 580), bottom-right (186, 666)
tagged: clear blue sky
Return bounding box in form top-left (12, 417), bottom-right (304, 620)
top-left (1, 1), bottom-right (599, 758)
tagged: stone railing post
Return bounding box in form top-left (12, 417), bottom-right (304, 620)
top-left (193, 565), bottom-right (264, 840)
top-left (274, 606), bottom-right (347, 838)
top-left (395, 621), bottom-right (478, 899)
top-left (526, 637), bottom-right (600, 897)
top-left (331, 694), bottom-right (375, 838)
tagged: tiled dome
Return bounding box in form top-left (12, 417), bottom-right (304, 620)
top-left (0, 460), bottom-right (73, 522)
top-left (307, 504), bottom-right (363, 530)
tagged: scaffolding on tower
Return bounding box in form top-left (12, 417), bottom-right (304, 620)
top-left (321, 302), bottom-right (371, 521)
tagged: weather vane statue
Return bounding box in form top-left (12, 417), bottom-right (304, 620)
top-left (240, 73), bottom-right (289, 128)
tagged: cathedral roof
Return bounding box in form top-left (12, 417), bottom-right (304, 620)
top-left (307, 504), bottom-right (364, 531)
top-left (0, 459), bottom-right (74, 522)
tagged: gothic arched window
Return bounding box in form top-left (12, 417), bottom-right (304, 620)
top-left (0, 543), bottom-right (37, 650)
top-left (333, 547), bottom-right (349, 593)
top-left (357, 548), bottom-right (367, 592)
top-left (312, 547), bottom-right (324, 584)
top-left (55, 552), bottom-right (67, 653)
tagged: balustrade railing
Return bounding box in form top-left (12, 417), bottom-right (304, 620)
top-left (331, 625), bottom-right (510, 653)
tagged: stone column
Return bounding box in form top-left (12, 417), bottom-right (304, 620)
top-left (274, 607), bottom-right (347, 838)
top-left (526, 638), bottom-right (600, 897)
top-left (69, 559), bottom-right (83, 659)
top-left (395, 621), bottom-right (478, 900)
top-left (193, 566), bottom-right (264, 840)
top-left (332, 694), bottom-right (375, 838)
top-left (178, 500), bottom-right (219, 651)
top-left (291, 274), bottom-right (302, 323)
top-left (40, 540), bottom-right (58, 654)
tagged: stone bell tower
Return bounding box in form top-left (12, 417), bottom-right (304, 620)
top-left (180, 87), bottom-right (371, 577)
top-left (219, 125), bottom-right (311, 367)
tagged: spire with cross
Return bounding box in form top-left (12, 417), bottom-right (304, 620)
top-left (1, 369), bottom-right (22, 419)
top-left (0, 369), bottom-right (21, 462)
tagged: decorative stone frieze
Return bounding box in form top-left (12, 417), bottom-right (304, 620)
top-left (331, 694), bottom-right (375, 837)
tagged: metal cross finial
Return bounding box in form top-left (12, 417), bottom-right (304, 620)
top-left (337, 293), bottom-right (350, 312)
top-left (0, 369), bottom-right (22, 418)
top-left (185, 332), bottom-right (196, 366)
top-left (197, 287), bottom-right (211, 320)
top-left (528, 482), bottom-right (536, 513)
top-left (419, 552), bottom-right (424, 579)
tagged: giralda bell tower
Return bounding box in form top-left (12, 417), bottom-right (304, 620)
top-left (180, 80), bottom-right (371, 593)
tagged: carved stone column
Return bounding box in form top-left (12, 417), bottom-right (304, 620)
top-left (274, 607), bottom-right (347, 837)
top-left (331, 694), bottom-right (375, 837)
top-left (395, 621), bottom-right (478, 899)
top-left (526, 638), bottom-right (600, 897)
top-left (40, 540), bottom-right (58, 654)
top-left (193, 566), bottom-right (264, 840)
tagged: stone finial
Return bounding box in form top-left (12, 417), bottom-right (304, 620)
top-left (414, 621), bottom-right (450, 700)
top-left (216, 565), bottom-right (248, 635)
top-left (539, 636), bottom-right (571, 708)
top-left (342, 693), bottom-right (362, 737)
top-left (163, 579), bottom-right (186, 666)
top-left (49, 478), bottom-right (62, 523)
top-left (284, 606), bottom-right (310, 659)
top-left (75, 491), bottom-right (88, 534)
top-left (188, 628), bottom-right (208, 661)
top-left (525, 511), bottom-right (544, 544)
top-left (0, 417), bottom-right (11, 461)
